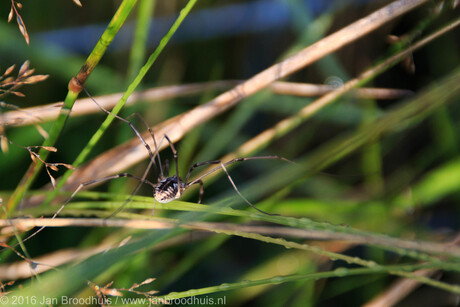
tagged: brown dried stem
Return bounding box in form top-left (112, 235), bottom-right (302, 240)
top-left (6, 141), bottom-right (74, 188)
top-left (0, 60), bottom-right (48, 100)
top-left (63, 0), bottom-right (429, 191)
top-left (2, 217), bottom-right (460, 257)
top-left (8, 0), bottom-right (29, 45)
top-left (0, 82), bottom-right (412, 127)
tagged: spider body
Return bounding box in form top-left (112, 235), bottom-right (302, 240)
top-left (154, 176), bottom-right (184, 203)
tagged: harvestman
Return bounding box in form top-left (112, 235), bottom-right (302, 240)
top-left (23, 89), bottom-right (293, 241)
top-left (80, 89), bottom-right (292, 215)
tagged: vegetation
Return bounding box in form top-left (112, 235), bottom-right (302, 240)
top-left (1, 0), bottom-right (460, 305)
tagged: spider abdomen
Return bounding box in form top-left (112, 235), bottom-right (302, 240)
top-left (154, 176), bottom-right (182, 203)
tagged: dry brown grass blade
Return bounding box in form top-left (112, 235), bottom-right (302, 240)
top-left (5, 142), bottom-right (75, 189)
top-left (0, 81), bottom-right (239, 127)
top-left (0, 82), bottom-right (411, 127)
top-left (364, 231), bottom-right (460, 306)
top-left (8, 0), bottom-right (29, 45)
top-left (63, 0), bottom-right (428, 190)
top-left (0, 245), bottom-right (112, 281)
top-left (0, 101), bottom-right (49, 140)
top-left (270, 82), bottom-right (413, 100)
top-left (363, 269), bottom-right (439, 307)
top-left (2, 217), bottom-right (460, 257)
top-left (206, 14), bottom-right (460, 180)
top-left (0, 230), bottom-right (203, 280)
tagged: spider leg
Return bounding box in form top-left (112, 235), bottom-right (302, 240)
top-left (187, 179), bottom-right (204, 204)
top-left (164, 135), bottom-right (181, 186)
top-left (104, 172), bottom-right (157, 220)
top-left (83, 87), bottom-right (160, 176)
top-left (219, 161), bottom-right (278, 216)
top-left (129, 113), bottom-right (164, 178)
top-left (22, 173), bottom-right (156, 243)
top-left (186, 157), bottom-right (285, 215)
top-left (185, 155), bottom-right (291, 183)
top-left (122, 113), bottom-right (164, 217)
top-left (83, 88), bottom-right (163, 217)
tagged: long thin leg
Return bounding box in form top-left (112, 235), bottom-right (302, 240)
top-left (130, 113), bottom-right (163, 178)
top-left (187, 180), bottom-right (204, 204)
top-left (21, 173), bottom-right (155, 243)
top-left (99, 173), bottom-right (156, 219)
top-left (185, 157), bottom-right (288, 215)
top-left (185, 155), bottom-right (293, 183)
top-left (193, 161), bottom-right (278, 215)
top-left (115, 148), bottom-right (156, 219)
top-left (164, 135), bottom-right (181, 187)
top-left (83, 89), bottom-right (162, 218)
top-left (120, 113), bottom-right (162, 217)
top-left (82, 87), bottom-right (160, 175)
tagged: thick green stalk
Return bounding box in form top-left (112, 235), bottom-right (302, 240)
top-left (6, 0), bottom-right (138, 213)
top-left (110, 0), bottom-right (156, 194)
top-left (42, 0), bottom-right (198, 206)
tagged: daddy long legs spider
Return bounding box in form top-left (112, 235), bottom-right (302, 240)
top-left (78, 88), bottom-right (291, 216)
top-left (22, 88), bottom-right (294, 242)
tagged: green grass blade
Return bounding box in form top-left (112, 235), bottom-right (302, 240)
top-left (127, 0), bottom-right (156, 83)
top-left (42, 0), bottom-right (198, 207)
top-left (6, 0), bottom-right (139, 213)
top-left (158, 262), bottom-right (460, 301)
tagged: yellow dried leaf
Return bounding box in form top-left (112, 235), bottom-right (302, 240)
top-left (434, 1), bottom-right (444, 14)
top-left (73, 0), bottom-right (82, 7)
top-left (24, 74), bottom-right (49, 84)
top-left (48, 165), bottom-right (59, 172)
top-left (117, 236), bottom-right (131, 247)
top-left (403, 55), bottom-right (415, 74)
top-left (129, 277), bottom-right (156, 291)
top-left (48, 173), bottom-right (56, 189)
top-left (1, 135), bottom-right (9, 153)
top-left (63, 163), bottom-right (75, 169)
top-left (16, 14), bottom-right (30, 45)
top-left (42, 146), bottom-right (57, 152)
top-left (100, 288), bottom-right (122, 297)
top-left (21, 68), bottom-right (35, 78)
top-left (8, 7), bottom-right (14, 23)
top-left (139, 278), bottom-right (156, 286)
top-left (3, 64), bottom-right (15, 77)
top-left (35, 125), bottom-right (49, 139)
top-left (18, 60), bottom-right (30, 77)
top-left (11, 91), bottom-right (25, 97)
top-left (29, 153), bottom-right (37, 163)
top-left (386, 34), bottom-right (400, 44)
top-left (2, 76), bottom-right (15, 84)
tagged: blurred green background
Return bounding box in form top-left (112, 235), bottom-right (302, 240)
top-left (1, 0), bottom-right (460, 306)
